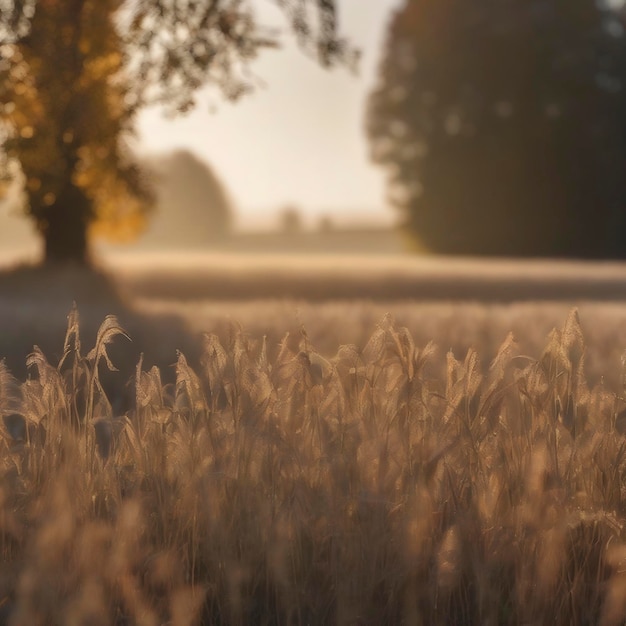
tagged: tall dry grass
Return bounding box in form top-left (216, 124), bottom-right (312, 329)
top-left (0, 308), bottom-right (625, 625)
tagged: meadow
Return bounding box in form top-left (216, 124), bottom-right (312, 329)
top-left (1, 253), bottom-right (626, 624)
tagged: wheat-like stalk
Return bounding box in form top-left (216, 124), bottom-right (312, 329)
top-left (0, 309), bottom-right (623, 624)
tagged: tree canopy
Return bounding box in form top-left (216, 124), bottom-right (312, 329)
top-left (140, 149), bottom-right (233, 248)
top-left (367, 0), bottom-right (626, 257)
top-left (0, 0), bottom-right (354, 263)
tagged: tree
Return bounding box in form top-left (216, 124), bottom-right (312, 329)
top-left (0, 0), bottom-right (355, 264)
top-left (140, 149), bottom-right (233, 248)
top-left (367, 0), bottom-right (626, 258)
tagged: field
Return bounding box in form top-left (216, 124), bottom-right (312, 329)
top-left (5, 252), bottom-right (626, 385)
top-left (2, 253), bottom-right (626, 624)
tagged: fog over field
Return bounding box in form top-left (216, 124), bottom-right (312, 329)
top-left (113, 253), bottom-right (626, 385)
top-left (108, 252), bottom-right (626, 301)
top-left (2, 252), bottom-right (626, 389)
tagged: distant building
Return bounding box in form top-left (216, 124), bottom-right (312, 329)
top-left (279, 205), bottom-right (303, 235)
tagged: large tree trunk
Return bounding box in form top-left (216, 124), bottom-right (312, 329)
top-left (41, 184), bottom-right (92, 266)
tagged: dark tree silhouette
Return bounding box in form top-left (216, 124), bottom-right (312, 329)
top-left (0, 0), bottom-right (355, 265)
top-left (367, 0), bottom-right (626, 257)
top-left (141, 150), bottom-right (233, 248)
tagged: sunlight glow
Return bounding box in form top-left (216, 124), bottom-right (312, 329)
top-left (136, 0), bottom-right (404, 229)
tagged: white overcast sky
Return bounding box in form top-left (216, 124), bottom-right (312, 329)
top-left (136, 0), bottom-right (404, 228)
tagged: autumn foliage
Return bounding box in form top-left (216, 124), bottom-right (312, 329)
top-left (0, 0), bottom-right (354, 263)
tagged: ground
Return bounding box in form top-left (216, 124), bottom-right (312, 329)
top-left (1, 251), bottom-right (626, 624)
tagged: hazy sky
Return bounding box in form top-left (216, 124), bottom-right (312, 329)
top-left (137, 0), bottom-right (403, 229)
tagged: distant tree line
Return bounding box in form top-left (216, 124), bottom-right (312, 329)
top-left (368, 0), bottom-right (626, 258)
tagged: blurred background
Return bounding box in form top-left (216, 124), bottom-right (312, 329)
top-left (1, 0), bottom-right (403, 261)
top-left (4, 0), bottom-right (625, 261)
